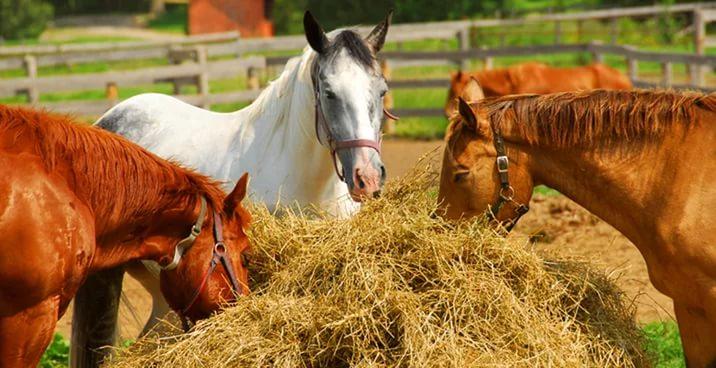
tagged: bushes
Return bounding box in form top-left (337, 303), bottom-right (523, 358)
top-left (0, 0), bottom-right (53, 40)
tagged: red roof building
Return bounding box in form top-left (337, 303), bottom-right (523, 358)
top-left (189, 0), bottom-right (273, 37)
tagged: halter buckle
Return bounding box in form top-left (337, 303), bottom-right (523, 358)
top-left (496, 156), bottom-right (509, 173)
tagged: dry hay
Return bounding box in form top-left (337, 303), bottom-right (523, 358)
top-left (108, 163), bottom-right (648, 368)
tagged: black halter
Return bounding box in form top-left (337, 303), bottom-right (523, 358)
top-left (485, 127), bottom-right (530, 232)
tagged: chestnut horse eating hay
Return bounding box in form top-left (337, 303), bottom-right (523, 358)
top-left (0, 106), bottom-right (251, 368)
top-left (444, 62), bottom-right (632, 116)
top-left (438, 80), bottom-right (716, 367)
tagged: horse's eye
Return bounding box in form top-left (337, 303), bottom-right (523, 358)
top-left (454, 170), bottom-right (470, 183)
top-left (380, 90), bottom-right (387, 97)
top-left (325, 91), bottom-right (336, 99)
top-left (241, 253), bottom-right (250, 268)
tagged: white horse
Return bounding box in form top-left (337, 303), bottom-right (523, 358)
top-left (70, 11), bottom-right (393, 368)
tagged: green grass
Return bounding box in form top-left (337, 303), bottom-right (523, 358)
top-left (644, 321), bottom-right (685, 368)
top-left (148, 5), bottom-right (188, 34)
top-left (39, 334), bottom-right (69, 368)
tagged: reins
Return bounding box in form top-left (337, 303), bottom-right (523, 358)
top-left (311, 60), bottom-right (397, 181)
top-left (159, 196), bottom-right (244, 331)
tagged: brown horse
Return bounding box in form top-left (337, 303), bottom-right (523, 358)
top-left (444, 62), bottom-right (633, 116)
top-left (0, 106), bottom-right (252, 368)
top-left (438, 80), bottom-right (716, 367)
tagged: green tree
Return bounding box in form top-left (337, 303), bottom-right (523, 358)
top-left (0, 0), bottom-right (53, 40)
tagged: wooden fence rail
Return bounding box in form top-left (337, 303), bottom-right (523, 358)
top-left (1, 1), bottom-right (715, 73)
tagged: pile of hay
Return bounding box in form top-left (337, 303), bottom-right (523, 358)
top-left (109, 164), bottom-right (648, 367)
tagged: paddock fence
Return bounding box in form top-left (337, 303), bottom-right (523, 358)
top-left (0, 2), bottom-right (715, 119)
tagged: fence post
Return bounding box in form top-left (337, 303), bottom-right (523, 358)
top-left (609, 17), bottom-right (619, 44)
top-left (380, 59), bottom-right (395, 136)
top-left (576, 19), bottom-right (584, 44)
top-left (661, 62), bottom-right (672, 87)
top-left (247, 66), bottom-right (260, 91)
top-left (627, 56), bottom-right (638, 83)
top-left (482, 56), bottom-right (493, 70)
top-left (554, 21), bottom-right (562, 44)
top-left (105, 82), bottom-right (119, 103)
top-left (22, 55), bottom-right (39, 104)
top-left (690, 9), bottom-right (705, 87)
top-left (457, 28), bottom-right (470, 70)
top-left (196, 45), bottom-right (210, 108)
top-left (589, 41), bottom-right (604, 64)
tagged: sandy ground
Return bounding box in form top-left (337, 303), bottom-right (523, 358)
top-left (55, 138), bottom-right (674, 340)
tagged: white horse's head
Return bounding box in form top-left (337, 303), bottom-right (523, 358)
top-left (304, 11), bottom-right (392, 202)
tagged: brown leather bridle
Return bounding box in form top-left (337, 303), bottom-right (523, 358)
top-left (311, 61), bottom-right (397, 181)
top-left (160, 197), bottom-right (244, 331)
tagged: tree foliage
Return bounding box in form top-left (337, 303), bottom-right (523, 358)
top-left (0, 0), bottom-right (53, 40)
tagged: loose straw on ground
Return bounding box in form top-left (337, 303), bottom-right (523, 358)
top-left (107, 162), bottom-right (648, 368)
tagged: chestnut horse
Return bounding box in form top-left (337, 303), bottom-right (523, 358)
top-left (0, 106), bottom-right (252, 368)
top-left (444, 62), bottom-right (632, 116)
top-left (438, 80), bottom-right (716, 367)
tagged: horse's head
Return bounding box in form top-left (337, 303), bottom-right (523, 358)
top-left (445, 70), bottom-right (473, 117)
top-left (304, 10), bottom-right (392, 201)
top-left (438, 78), bottom-right (533, 229)
top-left (159, 173), bottom-right (252, 322)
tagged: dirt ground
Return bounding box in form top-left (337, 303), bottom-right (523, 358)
top-left (55, 138), bottom-right (674, 340)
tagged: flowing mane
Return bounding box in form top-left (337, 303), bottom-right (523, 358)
top-left (0, 105), bottom-right (225, 229)
top-left (475, 89), bottom-right (716, 147)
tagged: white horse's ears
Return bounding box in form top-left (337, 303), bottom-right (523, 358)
top-left (366, 9), bottom-right (393, 53)
top-left (304, 11), bottom-right (329, 54)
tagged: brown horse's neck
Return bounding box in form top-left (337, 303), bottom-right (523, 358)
top-left (502, 111), bottom-right (713, 249)
top-left (0, 106), bottom-right (224, 267)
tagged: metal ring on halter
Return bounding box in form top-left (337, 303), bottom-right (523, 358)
top-left (499, 186), bottom-right (515, 201)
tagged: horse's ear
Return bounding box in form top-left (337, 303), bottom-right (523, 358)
top-left (304, 11), bottom-right (329, 54)
top-left (458, 97), bottom-right (478, 132)
top-left (365, 9), bottom-right (393, 52)
top-left (224, 172), bottom-right (250, 217)
top-left (462, 77), bottom-right (484, 101)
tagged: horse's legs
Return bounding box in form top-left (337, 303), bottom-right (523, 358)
top-left (0, 296), bottom-right (59, 368)
top-left (673, 301), bottom-right (716, 368)
top-left (70, 266), bottom-right (124, 368)
top-left (126, 261), bottom-right (171, 336)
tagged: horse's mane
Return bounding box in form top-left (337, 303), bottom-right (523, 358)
top-left (0, 105), bottom-right (225, 228)
top-left (475, 89), bottom-right (716, 147)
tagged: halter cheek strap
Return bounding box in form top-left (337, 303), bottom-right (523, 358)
top-left (161, 197), bottom-right (207, 271)
top-left (311, 61), bottom-right (397, 182)
top-left (485, 127), bottom-right (530, 232)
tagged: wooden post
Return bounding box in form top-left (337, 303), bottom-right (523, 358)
top-left (554, 21), bottom-right (562, 44)
top-left (22, 55), bottom-right (38, 104)
top-left (482, 56), bottom-right (493, 70)
top-left (380, 59), bottom-right (395, 136)
top-left (627, 57), bottom-right (638, 83)
top-left (247, 67), bottom-right (260, 91)
top-left (609, 17), bottom-right (619, 44)
top-left (105, 82), bottom-right (119, 102)
top-left (196, 46), bottom-right (210, 109)
top-left (589, 41), bottom-right (604, 64)
top-left (457, 28), bottom-right (470, 70)
top-left (691, 9), bottom-right (705, 87)
top-left (661, 62), bottom-right (672, 87)
top-left (576, 20), bottom-right (584, 44)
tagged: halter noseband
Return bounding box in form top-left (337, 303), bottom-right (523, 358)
top-left (311, 61), bottom-right (396, 181)
top-left (485, 126), bottom-right (530, 232)
top-left (159, 197), bottom-right (244, 330)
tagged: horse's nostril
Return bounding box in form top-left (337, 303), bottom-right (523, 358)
top-left (373, 190), bottom-right (381, 198)
top-left (358, 177), bottom-right (365, 189)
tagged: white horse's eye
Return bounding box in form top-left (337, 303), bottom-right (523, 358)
top-left (325, 91), bottom-right (337, 99)
top-left (380, 90), bottom-right (387, 97)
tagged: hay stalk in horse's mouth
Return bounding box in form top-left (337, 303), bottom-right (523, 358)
top-left (107, 163), bottom-right (648, 368)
